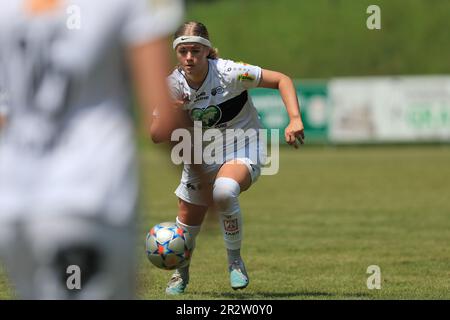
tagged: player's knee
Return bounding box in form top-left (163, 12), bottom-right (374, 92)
top-left (213, 177), bottom-right (240, 212)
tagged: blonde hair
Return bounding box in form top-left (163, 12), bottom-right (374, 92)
top-left (174, 21), bottom-right (219, 59)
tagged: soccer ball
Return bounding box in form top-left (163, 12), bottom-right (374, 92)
top-left (145, 222), bottom-right (194, 270)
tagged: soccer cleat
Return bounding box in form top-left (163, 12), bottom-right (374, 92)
top-left (165, 268), bottom-right (189, 295)
top-left (229, 259), bottom-right (249, 290)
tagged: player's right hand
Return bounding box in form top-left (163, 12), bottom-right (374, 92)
top-left (173, 94), bottom-right (190, 109)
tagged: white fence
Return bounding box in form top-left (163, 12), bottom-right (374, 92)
top-left (329, 76), bottom-right (450, 143)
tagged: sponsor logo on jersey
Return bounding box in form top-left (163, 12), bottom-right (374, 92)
top-left (194, 92), bottom-right (209, 102)
top-left (189, 91), bottom-right (248, 128)
top-left (190, 105), bottom-right (222, 128)
top-left (211, 86), bottom-right (224, 96)
top-left (237, 72), bottom-right (255, 82)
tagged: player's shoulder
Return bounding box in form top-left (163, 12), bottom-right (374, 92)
top-left (167, 68), bottom-right (188, 98)
top-left (212, 58), bottom-right (242, 72)
top-left (212, 58), bottom-right (260, 75)
top-left (168, 67), bottom-right (185, 84)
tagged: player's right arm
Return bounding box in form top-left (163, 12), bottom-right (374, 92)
top-left (125, 0), bottom-right (185, 143)
top-left (148, 77), bottom-right (192, 143)
top-left (127, 38), bottom-right (184, 143)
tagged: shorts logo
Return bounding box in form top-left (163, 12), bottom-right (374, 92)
top-left (223, 218), bottom-right (239, 232)
top-left (190, 105), bottom-right (222, 128)
top-left (186, 183), bottom-right (196, 191)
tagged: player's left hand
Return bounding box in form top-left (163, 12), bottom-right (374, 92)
top-left (285, 117), bottom-right (305, 149)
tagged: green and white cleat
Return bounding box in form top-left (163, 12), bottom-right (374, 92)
top-left (229, 260), bottom-right (249, 290)
top-left (165, 269), bottom-right (189, 295)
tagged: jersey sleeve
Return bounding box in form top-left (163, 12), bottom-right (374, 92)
top-left (167, 74), bottom-right (184, 101)
top-left (121, 0), bottom-right (184, 46)
top-left (220, 59), bottom-right (262, 92)
top-left (153, 73), bottom-right (184, 117)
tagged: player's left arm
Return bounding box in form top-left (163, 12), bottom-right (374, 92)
top-left (258, 69), bottom-right (305, 148)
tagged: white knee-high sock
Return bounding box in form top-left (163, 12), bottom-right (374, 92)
top-left (176, 216), bottom-right (201, 245)
top-left (213, 177), bottom-right (243, 259)
top-left (175, 217), bottom-right (201, 276)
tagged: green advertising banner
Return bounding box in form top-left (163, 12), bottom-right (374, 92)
top-left (250, 80), bottom-right (329, 144)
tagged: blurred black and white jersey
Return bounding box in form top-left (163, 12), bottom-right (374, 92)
top-left (0, 0), bottom-right (182, 224)
top-left (0, 0), bottom-right (183, 299)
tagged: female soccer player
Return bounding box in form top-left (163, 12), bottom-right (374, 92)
top-left (151, 21), bottom-right (305, 295)
top-left (0, 0), bottom-right (184, 299)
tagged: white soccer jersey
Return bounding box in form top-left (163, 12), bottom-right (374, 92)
top-left (168, 58), bottom-right (265, 156)
top-left (168, 59), bottom-right (267, 205)
top-left (0, 0), bottom-right (183, 225)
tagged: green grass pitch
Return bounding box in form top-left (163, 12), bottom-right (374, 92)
top-left (1, 144), bottom-right (450, 299)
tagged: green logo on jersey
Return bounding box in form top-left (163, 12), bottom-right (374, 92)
top-left (190, 105), bottom-right (222, 128)
top-left (237, 72), bottom-right (255, 82)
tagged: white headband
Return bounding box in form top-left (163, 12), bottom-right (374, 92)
top-left (173, 36), bottom-right (212, 49)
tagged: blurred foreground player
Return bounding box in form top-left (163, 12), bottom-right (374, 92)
top-left (0, 0), bottom-right (184, 299)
